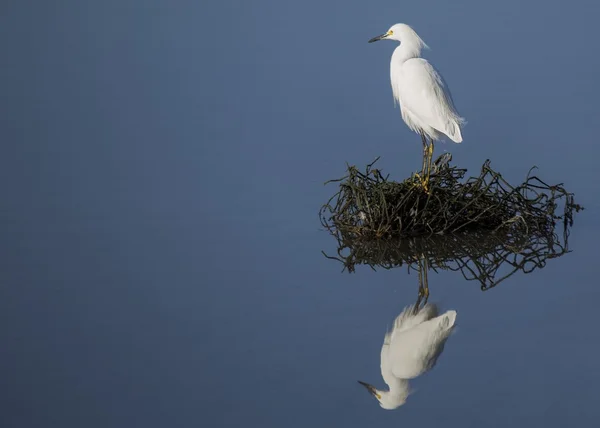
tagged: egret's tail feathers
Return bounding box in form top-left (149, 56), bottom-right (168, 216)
top-left (391, 303), bottom-right (439, 333)
top-left (419, 303), bottom-right (439, 320)
top-left (440, 310), bottom-right (457, 329)
top-left (446, 119), bottom-right (464, 143)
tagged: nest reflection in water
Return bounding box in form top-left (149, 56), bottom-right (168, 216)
top-left (322, 215), bottom-right (578, 310)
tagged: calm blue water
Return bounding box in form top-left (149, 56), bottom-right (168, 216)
top-left (2, 1), bottom-right (599, 427)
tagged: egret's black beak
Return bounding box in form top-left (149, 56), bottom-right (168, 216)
top-left (368, 33), bottom-right (387, 43)
top-left (358, 380), bottom-right (378, 397)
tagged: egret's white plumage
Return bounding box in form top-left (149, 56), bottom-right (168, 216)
top-left (359, 303), bottom-right (457, 410)
top-left (369, 23), bottom-right (465, 143)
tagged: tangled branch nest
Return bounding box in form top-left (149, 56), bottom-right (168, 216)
top-left (319, 155), bottom-right (582, 239)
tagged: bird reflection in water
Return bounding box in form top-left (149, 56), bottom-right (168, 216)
top-left (358, 303), bottom-right (456, 409)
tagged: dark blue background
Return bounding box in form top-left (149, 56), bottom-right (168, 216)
top-left (1, 1), bottom-right (598, 427)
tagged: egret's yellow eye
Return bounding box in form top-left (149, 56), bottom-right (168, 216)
top-left (376, 394), bottom-right (382, 399)
top-left (387, 30), bottom-right (394, 36)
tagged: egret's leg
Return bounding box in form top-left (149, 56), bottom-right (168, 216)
top-left (415, 256), bottom-right (430, 312)
top-left (429, 139), bottom-right (435, 174)
top-left (413, 132), bottom-right (430, 192)
top-left (414, 264), bottom-right (424, 315)
top-left (420, 132), bottom-right (428, 174)
top-left (424, 139), bottom-right (435, 190)
top-left (422, 256), bottom-right (430, 303)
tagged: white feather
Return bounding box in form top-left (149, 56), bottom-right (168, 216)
top-left (361, 303), bottom-right (457, 410)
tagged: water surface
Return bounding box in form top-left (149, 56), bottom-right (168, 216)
top-left (2, 1), bottom-right (599, 427)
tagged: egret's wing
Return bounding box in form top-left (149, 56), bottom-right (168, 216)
top-left (389, 310), bottom-right (457, 379)
top-left (379, 303), bottom-right (439, 386)
top-left (398, 58), bottom-right (464, 142)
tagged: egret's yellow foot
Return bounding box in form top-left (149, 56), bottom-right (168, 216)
top-left (412, 172), bottom-right (430, 193)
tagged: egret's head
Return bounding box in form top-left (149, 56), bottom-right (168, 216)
top-left (357, 381), bottom-right (407, 410)
top-left (368, 23), bottom-right (428, 49)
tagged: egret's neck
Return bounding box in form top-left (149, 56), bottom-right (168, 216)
top-left (379, 378), bottom-right (409, 409)
top-left (385, 377), bottom-right (409, 397)
top-left (391, 42), bottom-right (423, 65)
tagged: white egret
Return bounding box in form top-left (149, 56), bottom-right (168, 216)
top-left (358, 303), bottom-right (457, 410)
top-left (369, 23), bottom-right (465, 190)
